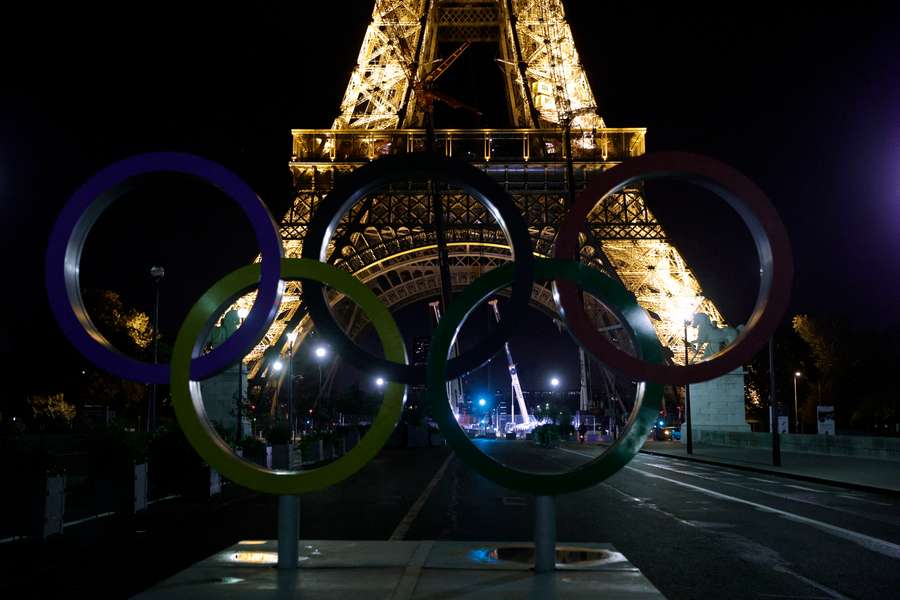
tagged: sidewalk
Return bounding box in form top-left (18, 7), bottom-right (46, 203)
top-left (640, 440), bottom-right (900, 495)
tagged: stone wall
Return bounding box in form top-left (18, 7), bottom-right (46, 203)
top-left (692, 430), bottom-right (900, 461)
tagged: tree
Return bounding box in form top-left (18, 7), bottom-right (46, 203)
top-left (75, 290), bottom-right (156, 423)
top-left (28, 393), bottom-right (76, 431)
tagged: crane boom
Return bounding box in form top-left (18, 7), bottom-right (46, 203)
top-left (488, 300), bottom-right (530, 426)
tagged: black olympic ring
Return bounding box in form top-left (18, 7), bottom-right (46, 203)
top-left (301, 153), bottom-right (535, 385)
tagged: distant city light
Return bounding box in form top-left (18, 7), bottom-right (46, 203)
top-left (314, 346), bottom-right (328, 359)
top-left (478, 398), bottom-right (487, 407)
top-left (550, 377), bottom-right (560, 387)
top-left (272, 360), bottom-right (284, 372)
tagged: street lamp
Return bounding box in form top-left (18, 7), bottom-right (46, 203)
top-left (287, 331), bottom-right (298, 440)
top-left (375, 377), bottom-right (385, 388)
top-left (313, 344), bottom-right (328, 415)
top-left (478, 398), bottom-right (487, 407)
top-left (683, 319), bottom-right (693, 455)
top-left (148, 265), bottom-right (165, 432)
top-left (793, 371), bottom-right (802, 433)
top-left (550, 377), bottom-right (560, 388)
top-left (235, 307), bottom-right (249, 444)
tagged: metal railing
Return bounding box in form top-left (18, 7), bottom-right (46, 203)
top-left (290, 128), bottom-right (646, 165)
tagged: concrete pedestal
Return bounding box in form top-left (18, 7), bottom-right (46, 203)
top-left (199, 365), bottom-right (248, 435)
top-left (136, 540), bottom-right (666, 599)
top-left (681, 367), bottom-right (750, 443)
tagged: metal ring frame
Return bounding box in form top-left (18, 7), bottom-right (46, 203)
top-left (45, 152), bottom-right (284, 384)
top-left (47, 151), bottom-right (792, 496)
top-left (301, 153), bottom-right (535, 385)
top-left (554, 152), bottom-right (793, 385)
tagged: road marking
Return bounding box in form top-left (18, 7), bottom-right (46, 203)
top-left (624, 466), bottom-right (900, 560)
top-left (772, 565), bottom-right (852, 600)
top-left (389, 453), bottom-right (454, 541)
top-left (837, 494), bottom-right (893, 507)
top-left (747, 476), bottom-right (780, 484)
top-left (785, 484), bottom-right (828, 493)
top-left (642, 462), bottom-right (895, 525)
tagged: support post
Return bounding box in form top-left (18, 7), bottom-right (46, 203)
top-left (277, 495), bottom-right (299, 570)
top-left (533, 495), bottom-right (556, 573)
top-left (769, 339), bottom-right (782, 467)
top-left (684, 321), bottom-right (693, 454)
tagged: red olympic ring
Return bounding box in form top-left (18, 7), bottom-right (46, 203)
top-left (554, 152), bottom-right (794, 386)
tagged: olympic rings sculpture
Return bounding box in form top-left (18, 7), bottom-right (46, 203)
top-left (46, 151), bottom-right (792, 496)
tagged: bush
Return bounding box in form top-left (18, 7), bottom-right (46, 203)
top-left (238, 436), bottom-right (267, 458)
top-left (87, 427), bottom-right (149, 477)
top-left (265, 422), bottom-right (292, 445)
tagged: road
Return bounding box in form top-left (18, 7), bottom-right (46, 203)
top-left (3, 441), bottom-right (898, 598)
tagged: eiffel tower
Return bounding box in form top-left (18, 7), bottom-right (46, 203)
top-left (240, 0), bottom-right (726, 400)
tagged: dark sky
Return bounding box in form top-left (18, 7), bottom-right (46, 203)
top-left (2, 4), bottom-right (899, 400)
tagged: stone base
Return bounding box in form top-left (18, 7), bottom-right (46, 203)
top-left (136, 540), bottom-right (666, 599)
top-left (685, 367), bottom-right (750, 435)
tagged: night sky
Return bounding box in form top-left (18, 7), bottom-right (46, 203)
top-left (2, 4), bottom-right (899, 402)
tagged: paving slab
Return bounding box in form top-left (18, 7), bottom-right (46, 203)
top-left (136, 540), bottom-right (666, 599)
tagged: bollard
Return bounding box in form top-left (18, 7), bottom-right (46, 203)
top-left (277, 495), bottom-right (300, 570)
top-left (533, 495), bottom-right (556, 573)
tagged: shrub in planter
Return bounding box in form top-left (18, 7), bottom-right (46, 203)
top-left (238, 437), bottom-right (269, 467)
top-left (265, 422), bottom-right (292, 446)
top-left (87, 427), bottom-right (149, 514)
top-left (266, 422), bottom-right (293, 469)
top-left (299, 431), bottom-right (323, 464)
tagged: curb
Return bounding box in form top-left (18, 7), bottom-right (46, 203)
top-left (638, 449), bottom-right (900, 498)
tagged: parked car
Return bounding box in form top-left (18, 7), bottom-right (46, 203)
top-left (663, 426), bottom-right (681, 441)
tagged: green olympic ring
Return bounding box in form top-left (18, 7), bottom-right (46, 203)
top-left (427, 258), bottom-right (665, 495)
top-left (170, 258), bottom-right (407, 495)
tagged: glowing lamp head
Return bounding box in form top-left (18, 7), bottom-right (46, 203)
top-left (375, 377), bottom-right (385, 387)
top-left (286, 331), bottom-right (298, 344)
top-left (550, 377), bottom-right (560, 387)
top-left (237, 307), bottom-right (250, 320)
top-left (314, 346), bottom-right (327, 359)
top-left (272, 360), bottom-right (284, 373)
top-left (794, 371), bottom-right (802, 378)
top-left (478, 398), bottom-right (486, 407)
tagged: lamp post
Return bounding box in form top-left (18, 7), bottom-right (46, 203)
top-left (314, 345), bottom-right (328, 419)
top-left (793, 371), bottom-right (802, 434)
top-left (235, 307), bottom-right (249, 444)
top-left (683, 319), bottom-right (693, 455)
top-left (287, 331), bottom-right (298, 441)
top-left (148, 265), bottom-right (164, 432)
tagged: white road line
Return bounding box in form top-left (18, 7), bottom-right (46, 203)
top-left (747, 476), bottom-right (780, 484)
top-left (785, 484), bottom-right (828, 493)
top-left (624, 466), bottom-right (900, 560)
top-left (772, 565), bottom-right (852, 600)
top-left (641, 462), bottom-right (896, 525)
top-left (837, 494), bottom-right (893, 507)
top-left (389, 454), bottom-right (454, 541)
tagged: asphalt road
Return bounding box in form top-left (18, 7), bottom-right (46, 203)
top-left (3, 441), bottom-right (899, 598)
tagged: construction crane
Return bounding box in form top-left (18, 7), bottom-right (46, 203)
top-left (488, 299), bottom-right (531, 429)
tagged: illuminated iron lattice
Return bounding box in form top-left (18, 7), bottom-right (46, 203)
top-left (240, 0), bottom-right (726, 379)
